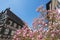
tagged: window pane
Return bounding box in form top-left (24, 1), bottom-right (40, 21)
top-left (11, 31), bottom-right (15, 35)
top-left (7, 20), bottom-right (12, 25)
top-left (9, 20), bottom-right (12, 25)
top-left (18, 25), bottom-right (21, 29)
top-left (0, 27), bottom-right (2, 32)
top-left (14, 23), bottom-right (17, 28)
top-left (4, 29), bottom-right (9, 34)
top-left (0, 19), bottom-right (4, 25)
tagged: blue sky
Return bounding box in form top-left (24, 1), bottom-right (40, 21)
top-left (0, 0), bottom-right (49, 28)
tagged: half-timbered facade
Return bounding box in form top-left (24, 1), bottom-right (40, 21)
top-left (0, 8), bottom-right (25, 40)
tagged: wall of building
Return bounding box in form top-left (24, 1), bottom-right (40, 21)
top-left (0, 8), bottom-right (25, 40)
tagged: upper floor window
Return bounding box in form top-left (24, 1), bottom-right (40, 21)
top-left (14, 23), bottom-right (17, 28)
top-left (0, 34), bottom-right (1, 37)
top-left (0, 27), bottom-right (2, 32)
top-left (11, 31), bottom-right (15, 36)
top-left (7, 20), bottom-right (12, 26)
top-left (4, 29), bottom-right (9, 35)
top-left (0, 14), bottom-right (2, 19)
top-left (0, 19), bottom-right (4, 26)
top-left (57, 0), bottom-right (60, 8)
top-left (18, 25), bottom-right (21, 29)
top-left (0, 21), bottom-right (4, 24)
top-left (0, 14), bottom-right (5, 19)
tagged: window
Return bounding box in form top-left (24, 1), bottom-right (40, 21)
top-left (9, 20), bottom-right (12, 25)
top-left (0, 14), bottom-right (5, 19)
top-left (4, 29), bottom-right (9, 35)
top-left (57, 4), bottom-right (60, 8)
top-left (57, 0), bottom-right (60, 8)
top-left (7, 20), bottom-right (12, 25)
top-left (0, 27), bottom-right (2, 32)
top-left (0, 34), bottom-right (1, 37)
top-left (2, 14), bottom-right (5, 18)
top-left (18, 25), bottom-right (21, 29)
top-left (0, 14), bottom-right (2, 19)
top-left (11, 22), bottom-right (14, 26)
top-left (14, 23), bottom-right (17, 28)
top-left (0, 21), bottom-right (4, 25)
top-left (11, 31), bottom-right (15, 35)
top-left (0, 19), bottom-right (4, 25)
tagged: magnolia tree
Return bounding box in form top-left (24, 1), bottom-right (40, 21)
top-left (33, 5), bottom-right (60, 40)
top-left (12, 5), bottom-right (60, 40)
top-left (44, 10), bottom-right (60, 40)
top-left (12, 25), bottom-right (44, 40)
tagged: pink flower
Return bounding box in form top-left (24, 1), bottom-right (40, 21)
top-left (51, 33), bottom-right (54, 37)
top-left (31, 38), bottom-right (34, 40)
top-left (29, 31), bottom-right (33, 38)
top-left (13, 35), bottom-right (17, 39)
top-left (38, 27), bottom-right (43, 32)
top-left (47, 10), bottom-right (52, 13)
top-left (23, 33), bottom-right (26, 37)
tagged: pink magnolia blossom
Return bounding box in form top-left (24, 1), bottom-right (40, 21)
top-left (12, 5), bottom-right (60, 40)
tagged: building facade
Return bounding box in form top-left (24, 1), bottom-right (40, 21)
top-left (46, 0), bottom-right (57, 10)
top-left (46, 0), bottom-right (60, 10)
top-left (46, 0), bottom-right (60, 19)
top-left (0, 8), bottom-right (25, 40)
top-left (46, 0), bottom-right (60, 27)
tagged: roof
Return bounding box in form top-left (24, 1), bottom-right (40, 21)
top-left (4, 8), bottom-right (25, 26)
